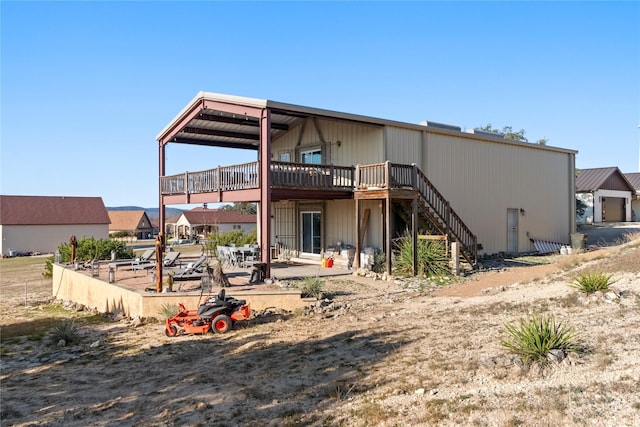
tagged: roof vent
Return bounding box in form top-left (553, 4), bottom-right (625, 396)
top-left (419, 121), bottom-right (461, 132)
top-left (465, 129), bottom-right (504, 139)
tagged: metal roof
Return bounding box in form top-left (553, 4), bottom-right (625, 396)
top-left (576, 167), bottom-right (635, 193)
top-left (156, 91), bottom-right (578, 155)
top-left (623, 172), bottom-right (640, 193)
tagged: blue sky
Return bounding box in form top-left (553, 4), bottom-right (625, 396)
top-left (2, 1), bottom-right (639, 209)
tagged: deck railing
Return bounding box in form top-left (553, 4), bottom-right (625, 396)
top-left (161, 159), bottom-right (477, 265)
top-left (271, 161), bottom-right (354, 190)
top-left (161, 161), bottom-right (354, 195)
top-left (415, 168), bottom-right (477, 264)
top-left (355, 162), bottom-right (414, 189)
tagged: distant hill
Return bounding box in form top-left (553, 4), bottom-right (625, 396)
top-left (107, 206), bottom-right (184, 221)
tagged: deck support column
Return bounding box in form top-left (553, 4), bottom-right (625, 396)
top-left (412, 197), bottom-right (418, 277)
top-left (156, 142), bottom-right (166, 292)
top-left (259, 108), bottom-right (272, 278)
top-left (385, 196), bottom-right (392, 275)
top-left (354, 199), bottom-right (360, 270)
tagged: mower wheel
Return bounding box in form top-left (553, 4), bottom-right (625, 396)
top-left (165, 325), bottom-right (178, 337)
top-left (212, 314), bottom-right (232, 334)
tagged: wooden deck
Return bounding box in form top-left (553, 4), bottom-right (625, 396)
top-left (160, 160), bottom-right (478, 265)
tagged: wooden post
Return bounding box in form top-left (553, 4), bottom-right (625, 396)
top-left (353, 199), bottom-right (360, 270)
top-left (451, 241), bottom-right (460, 276)
top-left (385, 196), bottom-right (392, 275)
top-left (412, 197), bottom-right (418, 277)
top-left (155, 232), bottom-right (165, 292)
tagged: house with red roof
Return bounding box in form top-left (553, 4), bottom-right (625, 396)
top-left (0, 195), bottom-right (110, 256)
top-left (108, 210), bottom-right (154, 240)
top-left (166, 207), bottom-right (256, 239)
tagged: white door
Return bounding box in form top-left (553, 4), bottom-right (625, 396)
top-left (507, 209), bottom-right (518, 253)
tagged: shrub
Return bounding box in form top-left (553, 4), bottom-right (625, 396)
top-left (298, 276), bottom-right (324, 299)
top-left (158, 302), bottom-right (179, 319)
top-left (501, 314), bottom-right (580, 367)
top-left (371, 252), bottom-right (386, 274)
top-left (572, 271), bottom-right (614, 294)
top-left (50, 320), bottom-right (81, 346)
top-left (43, 236), bottom-right (134, 277)
top-left (392, 231), bottom-right (450, 278)
top-left (110, 230), bottom-right (133, 239)
top-left (58, 236), bottom-right (133, 262)
top-left (205, 229), bottom-right (258, 256)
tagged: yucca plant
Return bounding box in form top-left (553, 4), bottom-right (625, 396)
top-left (298, 276), bottom-right (324, 299)
top-left (392, 231), bottom-right (450, 278)
top-left (158, 302), bottom-right (179, 319)
top-left (50, 320), bottom-right (81, 346)
top-left (501, 314), bottom-right (580, 366)
top-left (571, 271), bottom-right (614, 294)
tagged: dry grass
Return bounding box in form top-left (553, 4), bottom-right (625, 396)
top-left (1, 235), bottom-right (639, 426)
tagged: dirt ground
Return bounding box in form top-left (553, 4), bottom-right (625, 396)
top-left (1, 239), bottom-right (639, 427)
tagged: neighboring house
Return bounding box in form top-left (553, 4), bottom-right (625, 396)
top-left (623, 172), bottom-right (640, 222)
top-left (576, 167), bottom-right (634, 224)
top-left (108, 210), bottom-right (154, 240)
top-left (0, 195), bottom-right (110, 256)
top-left (155, 91), bottom-right (578, 275)
top-left (166, 207), bottom-right (256, 239)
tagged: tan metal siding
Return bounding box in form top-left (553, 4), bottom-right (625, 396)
top-left (425, 133), bottom-right (573, 254)
top-left (383, 126), bottom-right (423, 164)
top-left (272, 118), bottom-right (384, 166)
top-left (324, 200), bottom-right (382, 251)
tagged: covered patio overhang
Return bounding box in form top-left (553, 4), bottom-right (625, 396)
top-left (155, 92), bottom-right (389, 289)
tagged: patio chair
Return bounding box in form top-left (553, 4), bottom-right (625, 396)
top-left (137, 249), bottom-right (155, 263)
top-left (110, 248), bottom-right (156, 271)
top-left (163, 251), bottom-right (181, 267)
top-left (173, 255), bottom-right (208, 279)
top-left (217, 246), bottom-right (240, 268)
top-left (132, 250), bottom-right (181, 273)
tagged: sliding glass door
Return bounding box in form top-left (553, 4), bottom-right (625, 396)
top-left (301, 211), bottom-right (321, 254)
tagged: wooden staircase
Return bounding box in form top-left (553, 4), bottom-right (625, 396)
top-left (361, 162), bottom-right (478, 266)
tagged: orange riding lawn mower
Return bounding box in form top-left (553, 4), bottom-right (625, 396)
top-left (165, 289), bottom-right (251, 336)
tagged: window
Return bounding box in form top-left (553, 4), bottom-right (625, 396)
top-left (279, 152), bottom-right (291, 162)
top-left (300, 148), bottom-right (322, 165)
top-left (233, 225), bottom-right (242, 230)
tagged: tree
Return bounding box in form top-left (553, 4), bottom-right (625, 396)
top-left (477, 124), bottom-right (548, 145)
top-left (220, 202), bottom-right (257, 215)
top-left (576, 199), bottom-right (588, 217)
